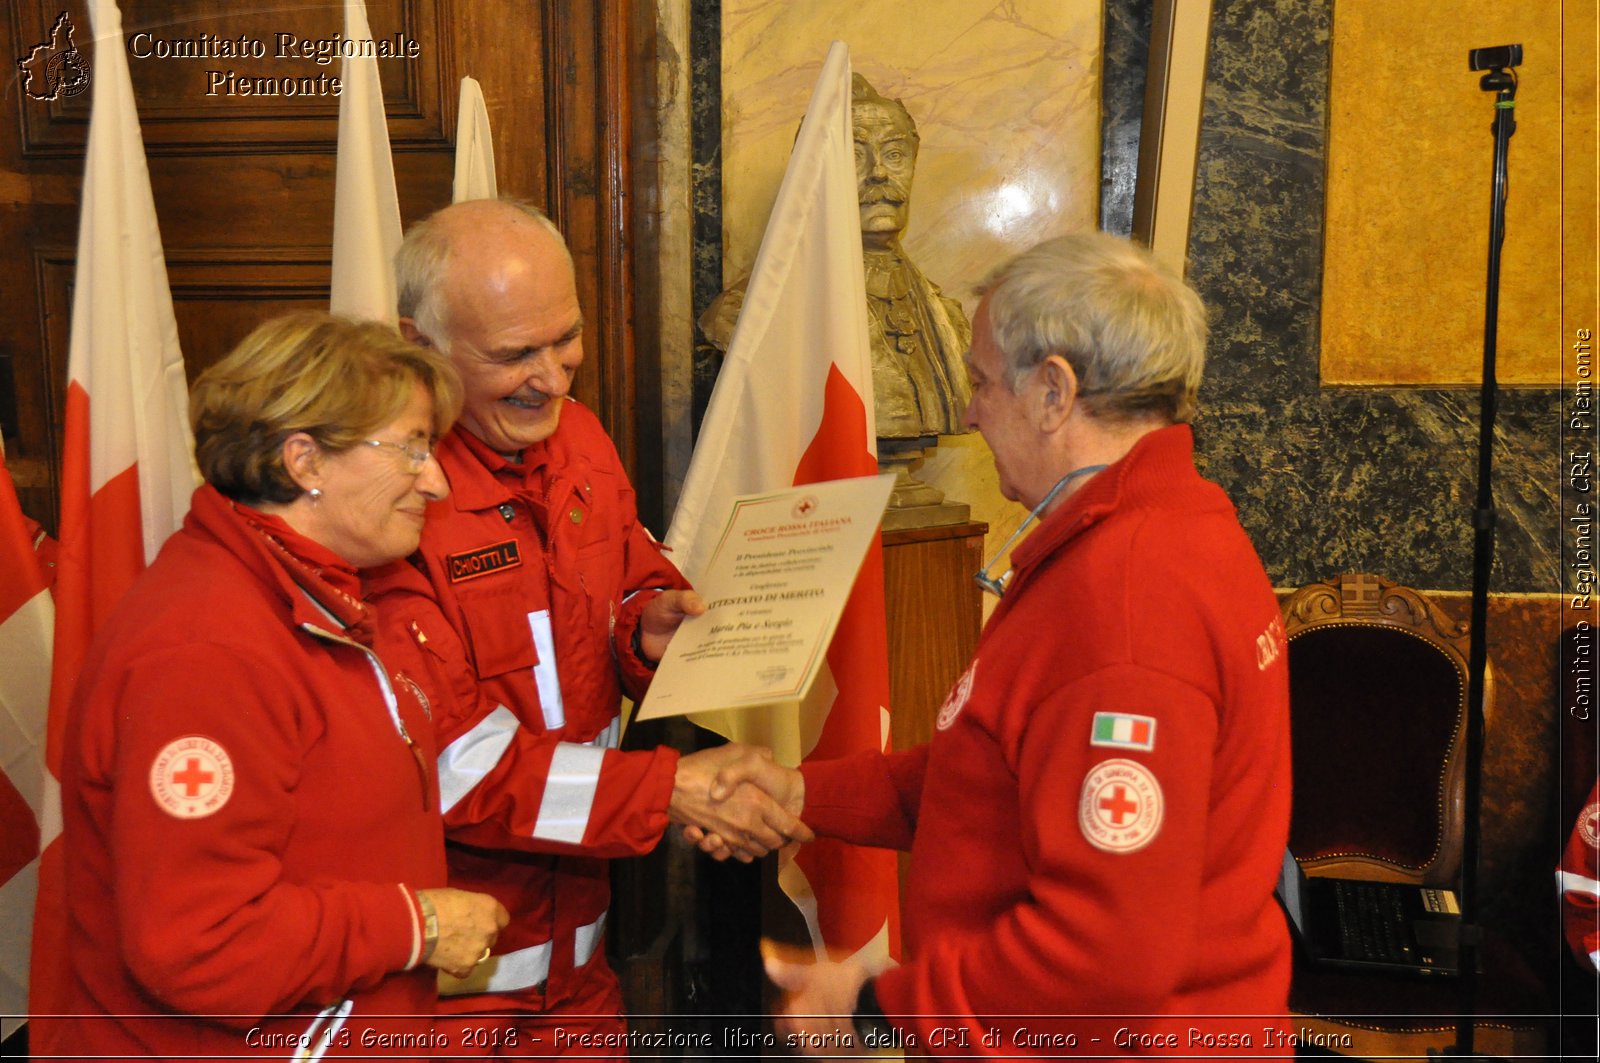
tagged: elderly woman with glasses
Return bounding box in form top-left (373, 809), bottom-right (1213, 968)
top-left (44, 312), bottom-right (508, 1059)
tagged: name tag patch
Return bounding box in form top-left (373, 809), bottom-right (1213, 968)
top-left (447, 540), bottom-right (522, 583)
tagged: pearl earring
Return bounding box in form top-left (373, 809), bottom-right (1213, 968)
top-left (308, 488), bottom-right (322, 504)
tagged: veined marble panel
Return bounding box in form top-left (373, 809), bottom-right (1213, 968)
top-left (719, 0), bottom-right (1104, 585)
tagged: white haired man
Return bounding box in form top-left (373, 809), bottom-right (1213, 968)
top-left (372, 199), bottom-right (805, 1054)
top-left (747, 232), bottom-right (1293, 1055)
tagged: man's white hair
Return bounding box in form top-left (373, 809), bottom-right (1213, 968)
top-left (978, 231), bottom-right (1207, 424)
top-left (394, 198), bottom-right (569, 352)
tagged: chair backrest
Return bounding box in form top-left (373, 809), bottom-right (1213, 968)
top-left (1281, 573), bottom-right (1479, 887)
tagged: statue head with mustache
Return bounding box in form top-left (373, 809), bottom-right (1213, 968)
top-left (852, 74), bottom-right (920, 250)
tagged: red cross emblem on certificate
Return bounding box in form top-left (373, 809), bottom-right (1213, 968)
top-left (149, 736), bottom-right (235, 820)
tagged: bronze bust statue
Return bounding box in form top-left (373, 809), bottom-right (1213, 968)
top-left (701, 75), bottom-right (972, 525)
top-left (850, 75), bottom-right (972, 439)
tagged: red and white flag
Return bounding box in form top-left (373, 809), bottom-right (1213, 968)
top-left (329, 0), bottom-right (402, 323)
top-left (30, 0), bottom-right (198, 1039)
top-left (665, 41), bottom-right (897, 968)
top-left (0, 455), bottom-right (53, 1040)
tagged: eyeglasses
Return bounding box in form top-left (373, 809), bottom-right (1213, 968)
top-left (363, 438), bottom-right (437, 474)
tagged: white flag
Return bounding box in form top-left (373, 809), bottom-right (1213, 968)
top-left (330, 0), bottom-right (402, 323)
top-left (665, 41), bottom-right (897, 966)
top-left (31, 0), bottom-right (199, 1045)
top-left (453, 76), bottom-right (498, 203)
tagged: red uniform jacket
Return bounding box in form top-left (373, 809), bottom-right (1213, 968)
top-left (1558, 778), bottom-right (1600, 972)
top-left (45, 485), bottom-right (443, 1061)
top-left (803, 426), bottom-right (1293, 1055)
top-left (368, 403), bottom-right (685, 1013)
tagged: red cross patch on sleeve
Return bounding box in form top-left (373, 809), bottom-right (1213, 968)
top-left (1078, 758), bottom-right (1164, 853)
top-left (149, 736), bottom-right (235, 820)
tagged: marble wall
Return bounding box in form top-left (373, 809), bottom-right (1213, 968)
top-left (1180, 0), bottom-right (1560, 597)
top-left (693, 0), bottom-right (1105, 579)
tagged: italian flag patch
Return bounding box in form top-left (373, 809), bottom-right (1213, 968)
top-left (1090, 712), bottom-right (1156, 752)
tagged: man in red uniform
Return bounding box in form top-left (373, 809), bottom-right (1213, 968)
top-left (754, 232), bottom-right (1293, 1056)
top-left (1559, 779), bottom-right (1600, 973)
top-left (375, 199), bottom-right (805, 1055)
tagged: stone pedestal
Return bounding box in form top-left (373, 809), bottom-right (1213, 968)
top-left (879, 435), bottom-right (969, 531)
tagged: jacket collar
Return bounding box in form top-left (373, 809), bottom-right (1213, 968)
top-left (1009, 423), bottom-right (1206, 580)
top-left (435, 424), bottom-right (554, 513)
top-left (187, 484), bottom-right (372, 640)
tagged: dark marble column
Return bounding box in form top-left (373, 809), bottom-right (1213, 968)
top-left (1183, 0), bottom-right (1557, 594)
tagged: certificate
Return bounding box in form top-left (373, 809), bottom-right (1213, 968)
top-left (635, 473), bottom-right (895, 721)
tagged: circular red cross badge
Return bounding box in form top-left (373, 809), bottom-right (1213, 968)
top-left (149, 735), bottom-right (235, 820)
top-left (936, 660), bottom-right (977, 731)
top-left (1078, 758), bottom-right (1164, 854)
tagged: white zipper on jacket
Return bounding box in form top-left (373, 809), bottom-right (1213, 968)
top-left (300, 622), bottom-right (414, 748)
top-left (292, 998), bottom-right (354, 1061)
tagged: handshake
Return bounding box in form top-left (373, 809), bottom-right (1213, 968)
top-left (667, 743), bottom-right (810, 862)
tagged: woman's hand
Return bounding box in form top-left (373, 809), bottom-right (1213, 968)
top-left (418, 888), bottom-right (510, 979)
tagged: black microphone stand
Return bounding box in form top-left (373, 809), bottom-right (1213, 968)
top-left (1449, 42), bottom-right (1521, 1060)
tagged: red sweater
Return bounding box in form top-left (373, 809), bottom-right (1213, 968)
top-left (803, 425), bottom-right (1292, 1054)
top-left (44, 485), bottom-right (443, 1061)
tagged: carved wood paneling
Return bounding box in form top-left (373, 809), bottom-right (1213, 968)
top-left (12, 0), bottom-right (453, 157)
top-left (3, 1), bottom-right (644, 542)
top-left (538, 0), bottom-right (638, 468)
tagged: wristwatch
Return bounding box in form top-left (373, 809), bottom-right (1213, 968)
top-left (631, 622), bottom-right (659, 670)
top-left (416, 890), bottom-right (440, 962)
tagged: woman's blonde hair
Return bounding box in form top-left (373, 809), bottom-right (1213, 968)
top-left (191, 312), bottom-right (462, 503)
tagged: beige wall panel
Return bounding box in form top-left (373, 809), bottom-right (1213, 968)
top-left (720, 0), bottom-right (1103, 586)
top-left (1321, 1), bottom-right (1587, 385)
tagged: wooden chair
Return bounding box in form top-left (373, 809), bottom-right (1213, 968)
top-left (1279, 573), bottom-right (1546, 1057)
top-left (1282, 572), bottom-right (1473, 888)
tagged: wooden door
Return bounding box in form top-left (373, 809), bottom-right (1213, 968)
top-left (1, 0), bottom-right (645, 535)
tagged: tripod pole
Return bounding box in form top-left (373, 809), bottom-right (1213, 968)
top-left (1454, 44), bottom-right (1519, 1059)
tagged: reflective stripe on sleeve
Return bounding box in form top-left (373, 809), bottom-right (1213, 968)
top-left (533, 743), bottom-right (605, 844)
top-left (294, 1000), bottom-right (354, 1062)
top-left (437, 914), bottom-right (608, 997)
top-left (590, 717), bottom-right (621, 751)
top-left (438, 705), bottom-right (519, 814)
top-left (575, 912), bottom-right (607, 967)
top-left (528, 609), bottom-right (565, 729)
top-left (439, 939), bottom-right (550, 997)
top-left (1558, 868), bottom-right (1600, 897)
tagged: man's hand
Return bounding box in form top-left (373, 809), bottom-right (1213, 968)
top-left (418, 887), bottom-right (510, 980)
top-left (679, 743), bottom-right (811, 859)
top-left (670, 743), bottom-right (812, 862)
top-left (636, 589), bottom-right (706, 663)
top-left (765, 942), bottom-right (871, 1057)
